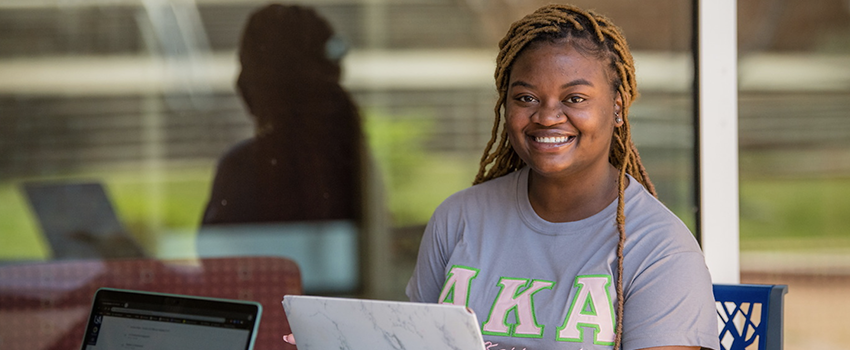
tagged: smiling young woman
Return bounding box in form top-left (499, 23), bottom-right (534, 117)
top-left (406, 4), bottom-right (719, 350)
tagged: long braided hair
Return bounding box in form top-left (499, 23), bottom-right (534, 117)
top-left (473, 4), bottom-right (657, 349)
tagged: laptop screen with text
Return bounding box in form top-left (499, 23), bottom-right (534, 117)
top-left (82, 288), bottom-right (261, 350)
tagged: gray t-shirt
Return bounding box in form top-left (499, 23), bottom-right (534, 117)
top-left (406, 167), bottom-right (719, 350)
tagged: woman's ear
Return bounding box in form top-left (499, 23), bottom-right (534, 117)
top-left (614, 92), bottom-right (624, 127)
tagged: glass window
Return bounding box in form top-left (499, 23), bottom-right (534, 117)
top-left (736, 1), bottom-right (850, 349)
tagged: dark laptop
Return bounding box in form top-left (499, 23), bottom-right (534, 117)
top-left (21, 181), bottom-right (144, 259)
top-left (81, 288), bottom-right (262, 350)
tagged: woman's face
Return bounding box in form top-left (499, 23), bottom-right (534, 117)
top-left (505, 41), bottom-right (622, 180)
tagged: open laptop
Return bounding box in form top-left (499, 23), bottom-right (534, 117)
top-left (21, 181), bottom-right (145, 259)
top-left (282, 295), bottom-right (486, 350)
top-left (81, 288), bottom-right (262, 350)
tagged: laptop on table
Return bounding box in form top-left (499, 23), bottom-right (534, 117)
top-left (81, 288), bottom-right (262, 350)
top-left (21, 181), bottom-right (145, 260)
top-left (282, 295), bottom-right (486, 350)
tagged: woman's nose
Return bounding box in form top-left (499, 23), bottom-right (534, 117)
top-left (532, 103), bottom-right (565, 126)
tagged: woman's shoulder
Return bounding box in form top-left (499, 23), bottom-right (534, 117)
top-left (624, 177), bottom-right (700, 250)
top-left (625, 178), bottom-right (682, 222)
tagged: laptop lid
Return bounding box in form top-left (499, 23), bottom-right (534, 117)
top-left (21, 181), bottom-right (144, 259)
top-left (282, 295), bottom-right (486, 350)
top-left (81, 288), bottom-right (262, 350)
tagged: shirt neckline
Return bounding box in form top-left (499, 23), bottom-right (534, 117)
top-left (514, 167), bottom-right (638, 236)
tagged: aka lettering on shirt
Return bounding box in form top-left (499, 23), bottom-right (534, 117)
top-left (439, 265), bottom-right (616, 346)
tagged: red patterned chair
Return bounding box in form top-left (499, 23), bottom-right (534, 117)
top-left (0, 256), bottom-right (301, 350)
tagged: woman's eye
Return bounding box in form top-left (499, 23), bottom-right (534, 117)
top-left (565, 96), bottom-right (586, 103)
top-left (517, 95), bottom-right (537, 103)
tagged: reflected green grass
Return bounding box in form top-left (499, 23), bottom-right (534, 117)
top-left (3, 166), bottom-right (849, 261)
top-left (0, 167), bottom-right (213, 260)
top-left (0, 156), bottom-right (476, 261)
top-left (385, 153), bottom-right (478, 226)
top-left (0, 182), bottom-right (49, 260)
top-left (740, 177), bottom-right (850, 250)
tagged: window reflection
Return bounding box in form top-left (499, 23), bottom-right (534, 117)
top-left (0, 0), bottom-right (696, 278)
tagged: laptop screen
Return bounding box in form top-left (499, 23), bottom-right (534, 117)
top-left (82, 288), bottom-right (262, 350)
top-left (22, 181), bottom-right (145, 260)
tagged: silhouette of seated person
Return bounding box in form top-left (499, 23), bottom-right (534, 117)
top-left (201, 4), bottom-right (362, 227)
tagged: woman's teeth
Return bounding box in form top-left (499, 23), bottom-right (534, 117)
top-left (535, 136), bottom-right (572, 143)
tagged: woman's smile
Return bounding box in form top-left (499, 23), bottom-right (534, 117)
top-left (527, 131), bottom-right (577, 150)
top-left (534, 135), bottom-right (574, 144)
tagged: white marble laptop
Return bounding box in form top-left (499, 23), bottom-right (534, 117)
top-left (282, 295), bottom-right (486, 350)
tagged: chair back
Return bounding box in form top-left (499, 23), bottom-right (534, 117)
top-left (713, 283), bottom-right (788, 350)
top-left (0, 256), bottom-right (302, 350)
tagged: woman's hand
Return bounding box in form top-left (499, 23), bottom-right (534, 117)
top-left (283, 333), bottom-right (296, 345)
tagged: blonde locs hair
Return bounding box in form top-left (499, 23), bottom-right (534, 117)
top-left (473, 4), bottom-right (657, 349)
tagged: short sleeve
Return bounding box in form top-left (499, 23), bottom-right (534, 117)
top-left (405, 212), bottom-right (451, 303)
top-left (623, 251), bottom-right (720, 350)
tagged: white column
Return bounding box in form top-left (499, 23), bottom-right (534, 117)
top-left (698, 0), bottom-right (740, 284)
